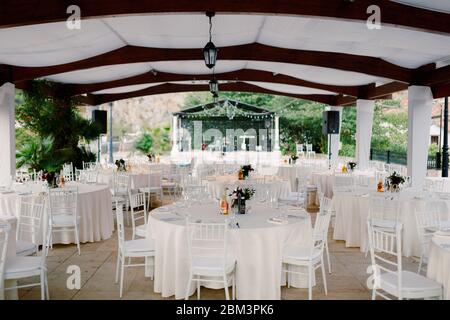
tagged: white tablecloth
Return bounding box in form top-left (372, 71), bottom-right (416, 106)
top-left (311, 170), bottom-right (376, 198)
top-left (427, 237), bottom-right (450, 300)
top-left (333, 189), bottom-right (450, 257)
top-left (98, 170), bottom-right (151, 189)
top-left (203, 175), bottom-right (291, 200)
top-left (147, 202), bottom-right (312, 300)
top-left (0, 182), bottom-right (113, 244)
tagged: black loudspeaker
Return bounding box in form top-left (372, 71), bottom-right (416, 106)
top-left (322, 110), bottom-right (340, 135)
top-left (92, 110), bottom-right (107, 134)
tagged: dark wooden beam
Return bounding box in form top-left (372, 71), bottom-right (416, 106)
top-left (432, 82), bottom-right (450, 99)
top-left (90, 82), bottom-right (343, 106)
top-left (62, 69), bottom-right (366, 97)
top-left (1, 0), bottom-right (449, 35)
top-left (5, 44), bottom-right (413, 83)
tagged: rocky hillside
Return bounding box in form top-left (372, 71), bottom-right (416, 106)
top-left (96, 92), bottom-right (190, 133)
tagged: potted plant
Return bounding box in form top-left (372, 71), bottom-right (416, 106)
top-left (347, 161), bottom-right (357, 172)
top-left (385, 171), bottom-right (406, 192)
top-left (115, 159), bottom-right (127, 172)
top-left (240, 165), bottom-right (254, 179)
top-left (230, 187), bottom-right (255, 214)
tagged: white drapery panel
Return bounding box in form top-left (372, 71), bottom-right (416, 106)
top-left (0, 83), bottom-right (15, 185)
top-left (355, 100), bottom-right (375, 170)
top-left (407, 86), bottom-right (433, 188)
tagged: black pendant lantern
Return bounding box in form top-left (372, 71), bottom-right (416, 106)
top-left (203, 12), bottom-right (217, 69)
top-left (209, 79), bottom-right (219, 94)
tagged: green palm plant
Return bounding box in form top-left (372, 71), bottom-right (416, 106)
top-left (16, 135), bottom-right (61, 173)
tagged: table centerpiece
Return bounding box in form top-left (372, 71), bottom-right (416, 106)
top-left (230, 187), bottom-right (255, 214)
top-left (385, 171), bottom-right (406, 192)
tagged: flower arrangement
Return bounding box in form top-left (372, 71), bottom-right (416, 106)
top-left (230, 187), bottom-right (256, 214)
top-left (385, 171), bottom-right (406, 192)
top-left (290, 154), bottom-right (299, 164)
top-left (147, 153), bottom-right (155, 162)
top-left (347, 161), bottom-right (357, 171)
top-left (115, 159), bottom-right (127, 172)
top-left (240, 165), bottom-right (254, 179)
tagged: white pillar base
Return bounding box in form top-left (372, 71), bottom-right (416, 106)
top-left (355, 100), bottom-right (375, 170)
top-left (407, 86), bottom-right (433, 189)
top-left (0, 83), bottom-right (15, 185)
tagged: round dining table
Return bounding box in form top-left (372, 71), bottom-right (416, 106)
top-left (147, 201), bottom-right (313, 300)
top-left (0, 182), bottom-right (113, 244)
top-left (333, 188), bottom-right (450, 257)
top-left (203, 174), bottom-right (291, 201)
top-left (311, 170), bottom-right (376, 198)
top-left (427, 234), bottom-right (450, 299)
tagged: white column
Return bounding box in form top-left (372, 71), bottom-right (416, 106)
top-left (171, 115), bottom-right (179, 153)
top-left (407, 86), bottom-right (433, 188)
top-left (274, 115), bottom-right (280, 151)
top-left (355, 99), bottom-right (375, 170)
top-left (0, 83), bottom-right (15, 185)
top-left (328, 106), bottom-right (343, 168)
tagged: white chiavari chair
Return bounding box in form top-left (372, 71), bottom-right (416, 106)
top-left (282, 209), bottom-right (331, 300)
top-left (4, 212), bottom-right (51, 300)
top-left (296, 144), bottom-right (305, 157)
top-left (185, 220), bottom-right (236, 300)
top-left (16, 195), bottom-right (46, 256)
top-left (414, 200), bottom-right (448, 274)
top-left (129, 191), bottom-right (148, 240)
top-left (139, 169), bottom-right (163, 210)
top-left (48, 187), bottom-right (80, 255)
top-left (62, 163), bottom-right (74, 182)
top-left (115, 206), bottom-right (155, 298)
top-left (367, 220), bottom-right (442, 300)
top-left (0, 222), bottom-right (10, 300)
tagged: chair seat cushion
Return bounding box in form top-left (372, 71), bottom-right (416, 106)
top-left (379, 270), bottom-right (442, 297)
top-left (282, 244), bottom-right (322, 264)
top-left (191, 256), bottom-right (236, 276)
top-left (124, 238), bottom-right (155, 253)
top-left (5, 256), bottom-right (44, 279)
top-left (16, 240), bottom-right (38, 256)
top-left (52, 214), bottom-right (80, 227)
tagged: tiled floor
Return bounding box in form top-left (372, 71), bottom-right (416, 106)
top-left (16, 211), bottom-right (419, 300)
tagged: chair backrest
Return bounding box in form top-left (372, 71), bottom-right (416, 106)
top-left (85, 170), bottom-right (99, 184)
top-left (115, 173), bottom-right (131, 194)
top-left (415, 200), bottom-right (444, 245)
top-left (296, 144), bottom-right (304, 153)
top-left (368, 193), bottom-right (400, 224)
top-left (312, 211), bottom-right (331, 251)
top-left (48, 187), bottom-right (78, 220)
top-left (17, 195), bottom-right (46, 245)
top-left (320, 196), bottom-right (333, 214)
top-left (306, 144), bottom-right (313, 152)
top-left (82, 161), bottom-right (96, 170)
top-left (186, 220), bottom-right (228, 266)
top-left (129, 192), bottom-right (147, 237)
top-left (115, 205), bottom-right (126, 249)
top-left (0, 221), bottom-right (10, 300)
top-left (63, 163), bottom-right (74, 181)
top-left (367, 220), bottom-right (403, 298)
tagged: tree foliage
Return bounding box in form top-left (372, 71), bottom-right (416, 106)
top-left (15, 81), bottom-right (101, 172)
top-left (183, 91), bottom-right (409, 157)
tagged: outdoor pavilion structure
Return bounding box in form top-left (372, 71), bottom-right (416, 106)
top-left (1, 1), bottom-right (450, 188)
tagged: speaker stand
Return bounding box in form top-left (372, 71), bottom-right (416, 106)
top-left (328, 133), bottom-right (332, 170)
